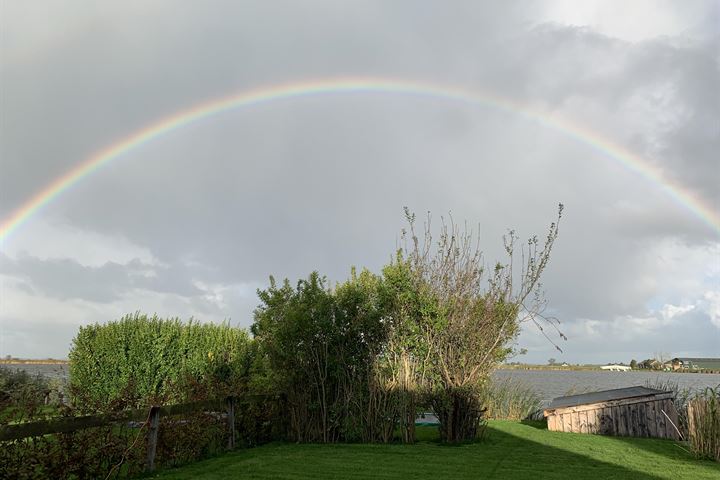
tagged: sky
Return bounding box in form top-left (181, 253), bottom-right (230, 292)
top-left (0, 0), bottom-right (718, 363)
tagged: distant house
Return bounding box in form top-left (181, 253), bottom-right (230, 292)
top-left (639, 359), bottom-right (663, 370)
top-left (668, 358), bottom-right (720, 371)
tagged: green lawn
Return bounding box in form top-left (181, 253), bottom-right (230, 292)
top-left (148, 421), bottom-right (720, 480)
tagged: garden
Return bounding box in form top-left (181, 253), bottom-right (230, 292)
top-left (1, 207), bottom-right (718, 479)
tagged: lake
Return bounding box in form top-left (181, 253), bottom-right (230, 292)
top-left (494, 368), bottom-right (720, 405)
top-left (1, 363), bottom-right (70, 381)
top-left (4, 364), bottom-right (719, 407)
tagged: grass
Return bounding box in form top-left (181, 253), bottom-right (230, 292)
top-left (147, 422), bottom-right (720, 480)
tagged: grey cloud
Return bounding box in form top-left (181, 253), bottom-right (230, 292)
top-left (1, 1), bottom-right (718, 359)
top-left (518, 307), bottom-right (720, 364)
top-left (0, 253), bottom-right (203, 303)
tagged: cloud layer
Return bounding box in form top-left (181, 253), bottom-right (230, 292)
top-left (1, 1), bottom-right (718, 361)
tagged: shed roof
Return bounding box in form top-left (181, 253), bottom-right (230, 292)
top-left (547, 386), bottom-right (670, 410)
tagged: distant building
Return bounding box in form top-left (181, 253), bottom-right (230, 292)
top-left (601, 365), bottom-right (631, 371)
top-left (668, 358), bottom-right (720, 371)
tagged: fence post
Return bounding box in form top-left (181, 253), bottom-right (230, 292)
top-left (687, 400), bottom-right (695, 442)
top-left (227, 396), bottom-right (236, 449)
top-left (145, 406), bottom-right (161, 472)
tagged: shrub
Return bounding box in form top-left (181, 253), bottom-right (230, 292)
top-left (429, 386), bottom-right (487, 442)
top-left (252, 270), bottom-right (390, 443)
top-left (69, 313), bottom-right (252, 411)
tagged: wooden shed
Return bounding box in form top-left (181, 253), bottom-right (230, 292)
top-left (543, 386), bottom-right (680, 440)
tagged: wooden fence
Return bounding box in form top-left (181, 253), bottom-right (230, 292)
top-left (0, 397), bottom-right (237, 472)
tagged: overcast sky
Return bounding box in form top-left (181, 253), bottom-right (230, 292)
top-left (1, 0), bottom-right (718, 363)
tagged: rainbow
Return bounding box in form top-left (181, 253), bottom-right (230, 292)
top-left (1, 76), bottom-right (718, 241)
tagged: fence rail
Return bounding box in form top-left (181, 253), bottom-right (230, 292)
top-left (1, 397), bottom-right (236, 472)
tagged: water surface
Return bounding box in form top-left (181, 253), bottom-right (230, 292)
top-left (5, 364), bottom-right (719, 407)
top-left (493, 369), bottom-right (720, 405)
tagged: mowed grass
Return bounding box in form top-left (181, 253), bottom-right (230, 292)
top-left (148, 421), bottom-right (720, 480)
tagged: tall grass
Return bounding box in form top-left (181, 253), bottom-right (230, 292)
top-left (688, 386), bottom-right (720, 462)
top-left (479, 378), bottom-right (543, 421)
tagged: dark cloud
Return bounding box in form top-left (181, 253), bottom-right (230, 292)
top-left (518, 303), bottom-right (720, 364)
top-left (0, 253), bottom-right (203, 302)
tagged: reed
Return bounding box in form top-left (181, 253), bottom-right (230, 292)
top-left (687, 386), bottom-right (720, 462)
top-left (479, 378), bottom-right (543, 421)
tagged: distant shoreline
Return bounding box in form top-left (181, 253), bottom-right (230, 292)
top-left (499, 365), bottom-right (600, 371)
top-left (498, 365), bottom-right (720, 374)
top-left (0, 359), bottom-right (68, 365)
top-left (1, 361), bottom-right (716, 373)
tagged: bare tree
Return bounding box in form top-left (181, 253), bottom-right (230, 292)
top-left (401, 204), bottom-right (564, 441)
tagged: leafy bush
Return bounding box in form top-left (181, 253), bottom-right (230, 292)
top-left (69, 313), bottom-right (252, 411)
top-left (252, 270), bottom-right (390, 443)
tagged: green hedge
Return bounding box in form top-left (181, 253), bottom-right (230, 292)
top-left (69, 313), bottom-right (251, 411)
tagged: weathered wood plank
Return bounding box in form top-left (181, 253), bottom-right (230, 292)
top-left (0, 409), bottom-right (144, 441)
top-left (646, 401), bottom-right (656, 437)
top-left (145, 406), bottom-right (161, 472)
top-left (616, 406), bottom-right (627, 436)
top-left (656, 400), bottom-right (667, 438)
top-left (636, 403), bottom-right (646, 437)
top-left (599, 407), bottom-right (612, 435)
top-left (226, 396), bottom-right (236, 450)
top-left (592, 409), bottom-right (600, 434)
top-left (662, 399), bottom-right (680, 440)
top-left (653, 402), bottom-right (665, 438)
top-left (628, 403), bottom-right (638, 437)
top-left (584, 409), bottom-right (593, 434)
top-left (688, 401), bottom-right (695, 440)
top-left (547, 413), bottom-right (557, 432)
top-left (661, 400), bottom-right (671, 439)
top-left (580, 411), bottom-right (588, 433)
top-left (576, 411), bottom-right (582, 433)
top-left (637, 403), bottom-right (646, 437)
